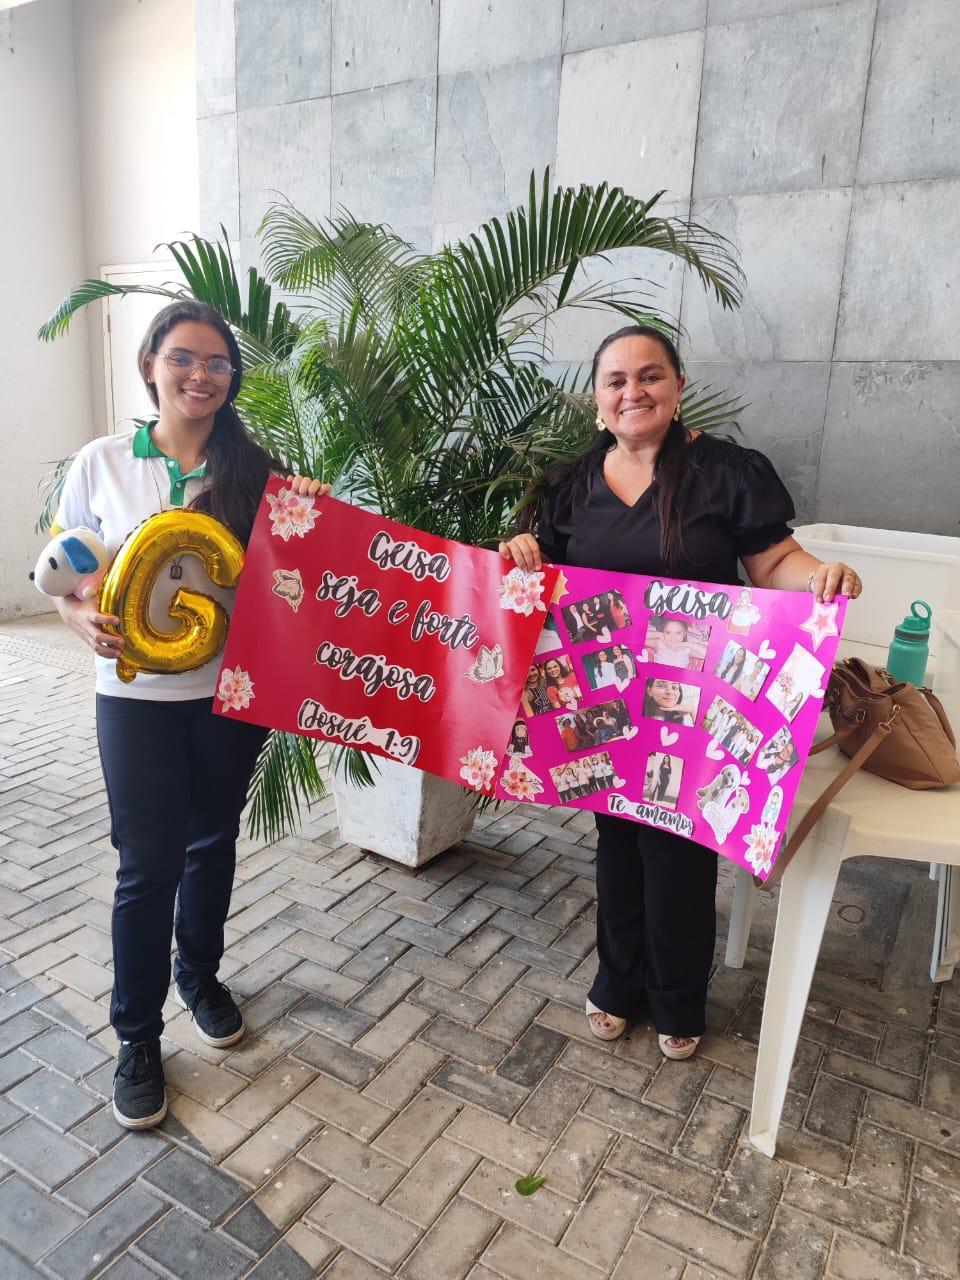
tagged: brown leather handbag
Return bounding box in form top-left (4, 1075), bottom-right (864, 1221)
top-left (761, 658), bottom-right (960, 888)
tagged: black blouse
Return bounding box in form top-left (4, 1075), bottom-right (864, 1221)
top-left (536, 435), bottom-right (795, 586)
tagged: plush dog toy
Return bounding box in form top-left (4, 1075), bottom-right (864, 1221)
top-left (30, 528), bottom-right (110, 600)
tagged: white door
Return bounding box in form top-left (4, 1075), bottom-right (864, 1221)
top-left (101, 261), bottom-right (184, 433)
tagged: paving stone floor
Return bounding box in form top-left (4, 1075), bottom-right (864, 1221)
top-left (0, 618), bottom-right (958, 1280)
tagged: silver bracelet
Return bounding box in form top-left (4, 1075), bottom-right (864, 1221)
top-left (806, 570), bottom-right (817, 593)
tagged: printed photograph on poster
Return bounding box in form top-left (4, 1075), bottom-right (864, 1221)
top-left (696, 764), bottom-right (742, 810)
top-left (550, 750), bottom-right (616, 800)
top-left (643, 751), bottom-right (684, 808)
top-left (766, 644), bottom-right (827, 722)
top-left (507, 718), bottom-right (533, 758)
top-left (520, 656), bottom-right (582, 715)
top-left (641, 678), bottom-right (700, 725)
top-left (643, 616), bottom-right (711, 671)
top-left (582, 644), bottom-right (638, 691)
top-left (713, 641), bottom-right (771, 700)
top-left (727, 587), bottom-right (763, 635)
top-left (534, 614), bottom-right (563, 654)
top-left (757, 725), bottom-right (800, 783)
top-left (557, 699), bottom-right (633, 752)
top-left (701, 695), bottom-right (762, 764)
top-left (561, 590), bottom-right (631, 644)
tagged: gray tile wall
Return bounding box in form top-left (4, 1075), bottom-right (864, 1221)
top-left (195, 0), bottom-right (959, 534)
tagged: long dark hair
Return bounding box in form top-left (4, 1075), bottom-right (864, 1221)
top-left (138, 300), bottom-right (281, 545)
top-left (518, 325), bottom-right (693, 572)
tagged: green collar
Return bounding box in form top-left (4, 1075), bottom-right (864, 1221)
top-left (133, 422), bottom-right (207, 508)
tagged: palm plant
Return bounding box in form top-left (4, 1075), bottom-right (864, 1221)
top-left (40, 170), bottom-right (743, 841)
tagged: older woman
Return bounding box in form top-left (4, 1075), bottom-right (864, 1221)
top-left (500, 325), bottom-right (861, 1060)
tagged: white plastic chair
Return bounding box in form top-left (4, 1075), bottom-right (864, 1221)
top-left (742, 745), bottom-right (960, 1156)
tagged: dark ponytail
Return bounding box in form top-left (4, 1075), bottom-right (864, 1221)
top-left (137, 300), bottom-right (282, 546)
top-left (518, 325), bottom-right (694, 573)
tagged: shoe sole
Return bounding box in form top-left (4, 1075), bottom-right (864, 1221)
top-left (112, 1094), bottom-right (167, 1130)
top-left (174, 988), bottom-right (245, 1048)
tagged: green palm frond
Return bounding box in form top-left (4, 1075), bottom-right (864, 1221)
top-left (245, 730), bottom-right (327, 843)
top-left (329, 744), bottom-right (379, 789)
top-left (162, 231), bottom-right (297, 364)
top-left (680, 384), bottom-right (745, 438)
top-left (259, 205), bottom-right (431, 330)
top-left (38, 280), bottom-right (178, 341)
top-left (35, 454), bottom-right (77, 533)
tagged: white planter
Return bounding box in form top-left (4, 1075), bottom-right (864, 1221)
top-left (332, 755), bottom-right (479, 868)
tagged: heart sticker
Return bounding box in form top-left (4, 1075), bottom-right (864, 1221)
top-left (615, 678), bottom-right (630, 693)
top-left (706, 739), bottom-right (726, 761)
top-left (812, 687), bottom-right (826, 699)
top-left (660, 727), bottom-right (680, 747)
top-left (612, 776), bottom-right (627, 788)
top-left (740, 771), bottom-right (751, 787)
top-left (596, 628), bottom-right (612, 645)
top-left (758, 640), bottom-right (776, 660)
top-left (621, 726), bottom-right (638, 740)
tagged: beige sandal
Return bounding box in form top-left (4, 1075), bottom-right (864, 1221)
top-left (658, 1033), bottom-right (701, 1061)
top-left (585, 999), bottom-right (626, 1041)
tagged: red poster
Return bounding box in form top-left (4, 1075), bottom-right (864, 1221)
top-left (215, 478), bottom-right (558, 792)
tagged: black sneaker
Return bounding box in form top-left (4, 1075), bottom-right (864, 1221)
top-left (113, 1040), bottom-right (167, 1129)
top-left (175, 978), bottom-right (245, 1048)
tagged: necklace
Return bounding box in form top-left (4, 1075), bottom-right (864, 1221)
top-left (145, 457), bottom-right (208, 579)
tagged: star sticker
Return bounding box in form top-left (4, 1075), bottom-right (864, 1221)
top-left (550, 570), bottom-right (569, 604)
top-left (799, 599), bottom-right (840, 651)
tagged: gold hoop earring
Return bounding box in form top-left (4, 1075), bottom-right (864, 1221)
top-left (673, 404), bottom-right (682, 421)
top-left (595, 413), bottom-right (605, 431)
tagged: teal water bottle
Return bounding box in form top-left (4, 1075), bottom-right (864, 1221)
top-left (886, 600), bottom-right (932, 686)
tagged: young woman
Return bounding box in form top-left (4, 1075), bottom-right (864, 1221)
top-left (51, 300), bottom-right (328, 1128)
top-left (520, 663), bottom-right (552, 716)
top-left (611, 644), bottom-right (635, 683)
top-left (718, 645), bottom-right (748, 689)
top-left (543, 657), bottom-right (580, 709)
top-left (500, 324), bottom-right (861, 1060)
top-left (643, 679), bottom-right (694, 726)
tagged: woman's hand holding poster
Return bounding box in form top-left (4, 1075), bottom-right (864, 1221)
top-left (497, 567), bottom-right (846, 880)
top-left (216, 479), bottom-right (559, 792)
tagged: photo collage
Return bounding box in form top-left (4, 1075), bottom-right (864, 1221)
top-left (503, 576), bottom-right (836, 863)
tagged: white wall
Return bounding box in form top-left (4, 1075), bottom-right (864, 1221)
top-left (1, 0), bottom-right (198, 619)
top-left (74, 0), bottom-right (198, 436)
top-left (0, 0), bottom-right (91, 618)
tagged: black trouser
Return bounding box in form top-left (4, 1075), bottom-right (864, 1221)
top-left (588, 813), bottom-right (717, 1036)
top-left (96, 695), bottom-right (268, 1044)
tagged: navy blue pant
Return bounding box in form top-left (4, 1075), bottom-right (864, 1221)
top-left (97, 695), bottom-right (268, 1043)
top-left (588, 814), bottom-right (717, 1036)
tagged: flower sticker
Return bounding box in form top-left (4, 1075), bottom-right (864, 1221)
top-left (498, 567), bottom-right (547, 617)
top-left (500, 758), bottom-right (544, 802)
top-left (459, 746), bottom-right (498, 792)
top-left (267, 488), bottom-right (319, 542)
top-left (217, 665), bottom-right (255, 712)
top-left (743, 822), bottom-right (780, 878)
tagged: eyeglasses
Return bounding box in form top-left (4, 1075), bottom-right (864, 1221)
top-left (161, 351), bottom-right (235, 381)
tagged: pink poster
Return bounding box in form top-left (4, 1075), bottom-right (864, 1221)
top-left (495, 567), bottom-right (847, 880)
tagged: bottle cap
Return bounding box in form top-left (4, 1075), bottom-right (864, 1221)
top-left (895, 600), bottom-right (932, 638)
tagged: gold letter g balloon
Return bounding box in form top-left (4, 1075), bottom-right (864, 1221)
top-left (99, 511), bottom-right (245, 683)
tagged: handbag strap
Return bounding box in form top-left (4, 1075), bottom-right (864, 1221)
top-left (757, 707), bottom-right (900, 891)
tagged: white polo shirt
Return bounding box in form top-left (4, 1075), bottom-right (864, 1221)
top-left (54, 424), bottom-right (237, 701)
